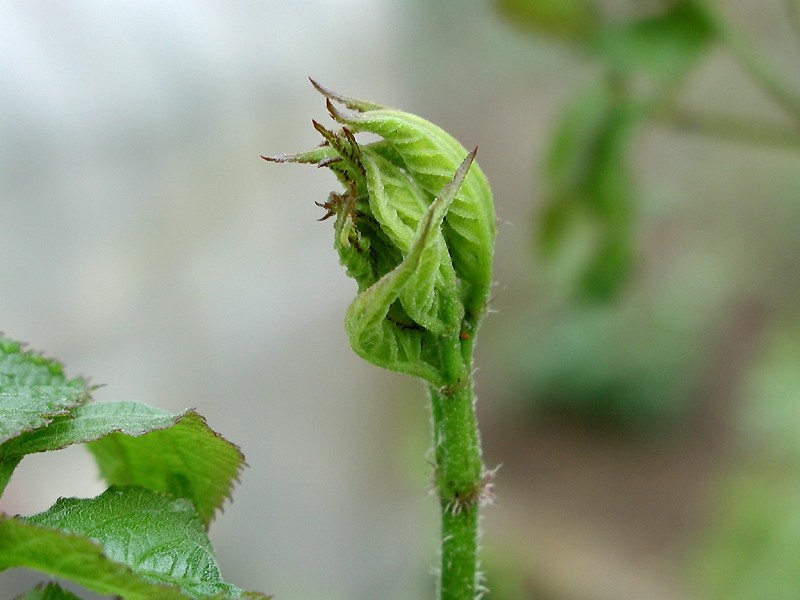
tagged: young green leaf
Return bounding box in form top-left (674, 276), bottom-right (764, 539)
top-left (264, 82), bottom-right (495, 387)
top-left (264, 84), bottom-right (497, 599)
top-left (344, 150), bottom-right (477, 387)
top-left (319, 88), bottom-right (495, 321)
top-left (87, 411), bottom-right (244, 527)
top-left (0, 486), bottom-right (268, 599)
top-left (0, 336), bottom-right (91, 444)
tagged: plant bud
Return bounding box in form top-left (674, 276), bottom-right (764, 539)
top-left (263, 82), bottom-right (496, 386)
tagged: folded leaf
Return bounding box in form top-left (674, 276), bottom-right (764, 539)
top-left (265, 82), bottom-right (496, 387)
top-left (345, 150), bottom-right (477, 386)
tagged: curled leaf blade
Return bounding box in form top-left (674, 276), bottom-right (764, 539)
top-left (322, 97), bottom-right (495, 319)
top-left (345, 150), bottom-right (477, 385)
top-left (264, 82), bottom-right (495, 386)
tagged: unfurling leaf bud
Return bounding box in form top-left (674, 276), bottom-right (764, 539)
top-left (263, 81), bottom-right (496, 387)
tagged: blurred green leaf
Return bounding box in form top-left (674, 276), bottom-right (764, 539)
top-left (592, 1), bottom-right (715, 81)
top-left (0, 486), bottom-right (267, 599)
top-left (694, 320), bottom-right (800, 598)
top-left (539, 77), bottom-right (640, 301)
top-left (493, 0), bottom-right (596, 40)
top-left (694, 469), bottom-right (800, 600)
top-left (505, 301), bottom-right (701, 428)
top-left (579, 231), bottom-right (634, 301)
top-left (88, 410), bottom-right (245, 527)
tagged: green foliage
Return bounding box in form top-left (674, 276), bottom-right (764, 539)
top-left (502, 0), bottom-right (717, 301)
top-left (592, 1), bottom-right (715, 82)
top-left (264, 80), bottom-right (496, 388)
top-left (694, 322), bottom-right (800, 599)
top-left (264, 81), bottom-right (496, 600)
top-left (26, 487), bottom-right (251, 597)
top-left (0, 334), bottom-right (266, 599)
top-left (88, 409), bottom-right (244, 527)
top-left (694, 469), bottom-right (800, 600)
top-left (494, 0), bottom-right (595, 40)
top-left (539, 77), bottom-right (641, 301)
top-left (506, 301), bottom-right (703, 428)
top-left (0, 338), bottom-right (91, 445)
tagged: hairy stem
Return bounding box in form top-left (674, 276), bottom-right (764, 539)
top-left (429, 374), bottom-right (484, 600)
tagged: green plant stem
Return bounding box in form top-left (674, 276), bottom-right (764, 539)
top-left (652, 105), bottom-right (800, 149)
top-left (429, 375), bottom-right (484, 600)
top-left (701, 1), bottom-right (800, 124)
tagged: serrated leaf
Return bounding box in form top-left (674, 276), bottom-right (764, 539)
top-left (0, 402), bottom-right (180, 496)
top-left (0, 514), bottom-right (186, 600)
top-left (539, 78), bottom-right (640, 301)
top-left (592, 1), bottom-right (715, 81)
top-left (87, 411), bottom-right (244, 527)
top-left (14, 582), bottom-right (83, 600)
top-left (1, 402), bottom-right (179, 457)
top-left (493, 0), bottom-right (596, 40)
top-left (1, 486), bottom-right (268, 599)
top-left (0, 336), bottom-right (91, 444)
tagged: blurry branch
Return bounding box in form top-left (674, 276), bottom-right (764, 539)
top-left (788, 0), bottom-right (800, 53)
top-left (700, 1), bottom-right (800, 124)
top-left (652, 105), bottom-right (800, 150)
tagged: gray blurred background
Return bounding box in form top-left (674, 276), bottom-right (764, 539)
top-left (3, 1), bottom-right (800, 599)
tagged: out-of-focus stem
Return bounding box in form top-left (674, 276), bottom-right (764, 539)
top-left (701, 1), bottom-right (800, 123)
top-left (653, 105), bottom-right (800, 149)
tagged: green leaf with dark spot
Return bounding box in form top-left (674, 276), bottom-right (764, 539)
top-left (0, 486), bottom-right (268, 599)
top-left (87, 411), bottom-right (245, 527)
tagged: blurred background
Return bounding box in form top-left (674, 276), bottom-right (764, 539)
top-left (2, 1), bottom-right (800, 598)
